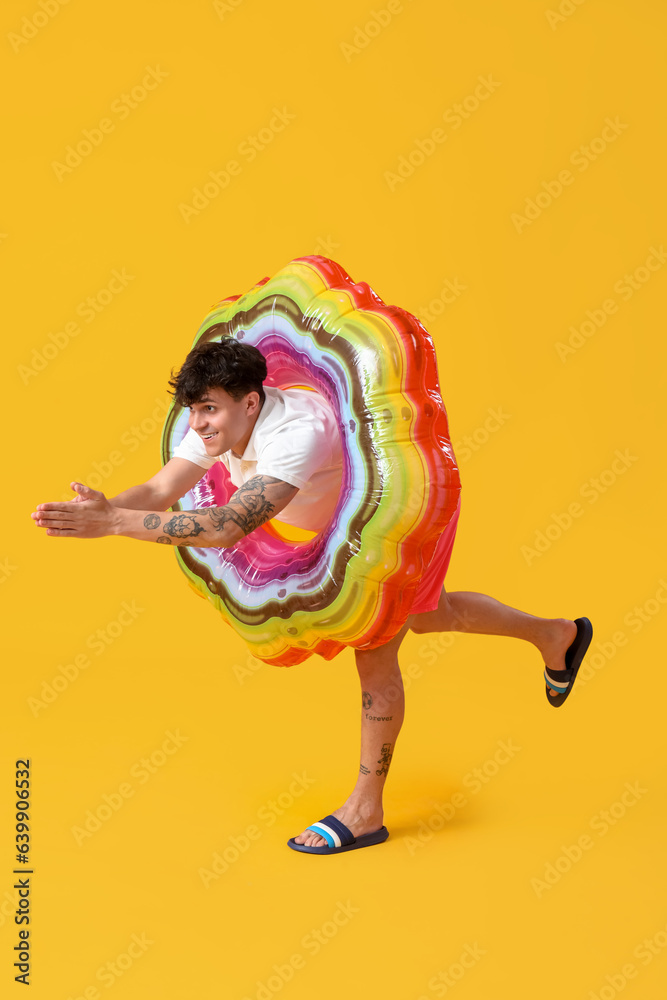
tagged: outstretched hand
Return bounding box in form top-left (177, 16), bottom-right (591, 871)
top-left (32, 482), bottom-right (121, 538)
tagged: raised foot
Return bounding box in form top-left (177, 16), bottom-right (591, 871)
top-left (292, 800), bottom-right (383, 848)
top-left (541, 618), bottom-right (578, 696)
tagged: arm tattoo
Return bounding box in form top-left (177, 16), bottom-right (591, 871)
top-left (375, 743), bottom-right (394, 777)
top-left (163, 514), bottom-right (206, 539)
top-left (224, 475), bottom-right (287, 536)
top-left (151, 477), bottom-right (296, 548)
top-left (207, 475), bottom-right (297, 539)
top-left (206, 506), bottom-right (245, 534)
top-left (359, 763), bottom-right (371, 776)
top-left (362, 691), bottom-right (373, 709)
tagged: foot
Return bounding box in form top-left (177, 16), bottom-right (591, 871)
top-left (292, 796), bottom-right (383, 848)
top-left (539, 618), bottom-right (578, 696)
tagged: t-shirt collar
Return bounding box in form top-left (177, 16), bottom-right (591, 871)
top-left (236, 388), bottom-right (275, 462)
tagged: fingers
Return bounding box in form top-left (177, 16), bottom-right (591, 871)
top-left (33, 515), bottom-right (77, 529)
top-left (32, 509), bottom-right (78, 527)
top-left (34, 501), bottom-right (78, 512)
top-left (33, 509), bottom-right (76, 520)
top-left (71, 481), bottom-right (106, 501)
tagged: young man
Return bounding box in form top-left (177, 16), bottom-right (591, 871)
top-left (32, 340), bottom-right (592, 854)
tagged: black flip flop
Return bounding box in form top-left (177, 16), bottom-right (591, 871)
top-left (544, 617), bottom-right (593, 707)
top-left (287, 814), bottom-right (389, 854)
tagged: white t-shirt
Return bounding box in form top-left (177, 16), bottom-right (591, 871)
top-left (173, 386), bottom-right (343, 531)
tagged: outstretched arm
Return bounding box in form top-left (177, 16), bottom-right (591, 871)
top-left (32, 475), bottom-right (299, 548)
top-left (106, 457), bottom-right (209, 511)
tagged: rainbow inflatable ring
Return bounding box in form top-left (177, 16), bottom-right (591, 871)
top-left (161, 256), bottom-right (461, 666)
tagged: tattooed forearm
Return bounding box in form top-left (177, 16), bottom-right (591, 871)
top-left (163, 514), bottom-right (206, 539)
top-left (362, 691), bottom-right (373, 709)
top-left (120, 475), bottom-right (298, 549)
top-left (207, 506), bottom-right (245, 534)
top-left (359, 763), bottom-right (371, 776)
top-left (375, 742), bottom-right (394, 777)
top-left (225, 475), bottom-right (284, 535)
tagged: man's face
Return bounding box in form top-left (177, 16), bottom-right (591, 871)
top-left (187, 386), bottom-right (261, 458)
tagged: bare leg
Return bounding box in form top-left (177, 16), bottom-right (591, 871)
top-left (292, 621), bottom-right (410, 848)
top-left (292, 588), bottom-right (579, 846)
top-left (410, 588), bottom-right (578, 695)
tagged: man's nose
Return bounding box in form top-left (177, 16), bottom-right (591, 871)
top-left (189, 410), bottom-right (207, 430)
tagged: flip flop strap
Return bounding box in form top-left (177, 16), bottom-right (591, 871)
top-left (544, 667), bottom-right (571, 692)
top-left (306, 814), bottom-right (355, 848)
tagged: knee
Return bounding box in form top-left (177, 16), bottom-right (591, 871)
top-left (409, 613), bottom-right (431, 635)
top-left (409, 593), bottom-right (454, 635)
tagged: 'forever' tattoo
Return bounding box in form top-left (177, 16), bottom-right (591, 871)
top-left (144, 513), bottom-right (161, 529)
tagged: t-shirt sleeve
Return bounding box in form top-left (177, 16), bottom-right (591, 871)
top-left (255, 426), bottom-right (333, 490)
top-left (172, 427), bottom-right (218, 470)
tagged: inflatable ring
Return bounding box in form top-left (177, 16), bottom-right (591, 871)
top-left (161, 256), bottom-right (461, 666)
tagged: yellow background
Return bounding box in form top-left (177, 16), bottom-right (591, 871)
top-left (3, 0), bottom-right (666, 997)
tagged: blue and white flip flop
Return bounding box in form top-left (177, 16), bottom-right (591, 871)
top-left (287, 814), bottom-right (389, 854)
top-left (544, 616), bottom-right (593, 707)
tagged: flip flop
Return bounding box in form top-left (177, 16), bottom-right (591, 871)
top-left (287, 814), bottom-right (389, 854)
top-left (544, 616), bottom-right (593, 707)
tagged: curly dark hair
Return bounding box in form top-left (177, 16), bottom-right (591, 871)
top-left (168, 338), bottom-right (267, 407)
